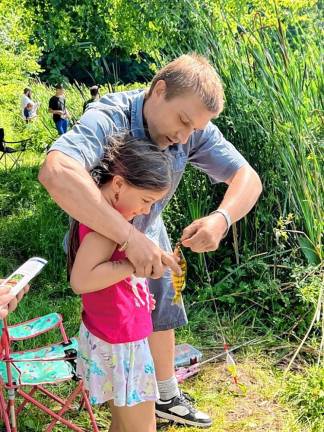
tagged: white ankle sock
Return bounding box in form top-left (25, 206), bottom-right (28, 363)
top-left (157, 376), bottom-right (180, 401)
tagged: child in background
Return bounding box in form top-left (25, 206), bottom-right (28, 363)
top-left (68, 133), bottom-right (172, 432)
top-left (83, 85), bottom-right (100, 113)
top-left (23, 102), bottom-right (34, 122)
top-left (21, 87), bottom-right (38, 121)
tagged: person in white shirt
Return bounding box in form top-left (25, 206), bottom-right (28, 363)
top-left (21, 87), bottom-right (38, 120)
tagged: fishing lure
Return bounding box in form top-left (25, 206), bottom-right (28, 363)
top-left (172, 241), bottom-right (187, 305)
top-left (224, 343), bottom-right (238, 384)
top-left (224, 343), bottom-right (247, 394)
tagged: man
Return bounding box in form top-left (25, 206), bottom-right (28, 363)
top-left (48, 83), bottom-right (70, 135)
top-left (39, 53), bottom-right (262, 428)
top-left (83, 85), bottom-right (100, 113)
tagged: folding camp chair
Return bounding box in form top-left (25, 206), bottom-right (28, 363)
top-left (0, 311), bottom-right (99, 432)
top-left (0, 128), bottom-right (31, 171)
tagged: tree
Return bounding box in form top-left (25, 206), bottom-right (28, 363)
top-left (0, 0), bottom-right (41, 85)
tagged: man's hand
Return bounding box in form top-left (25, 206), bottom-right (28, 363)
top-left (125, 229), bottom-right (181, 279)
top-left (0, 281), bottom-right (30, 318)
top-left (181, 165), bottom-right (262, 253)
top-left (180, 212), bottom-right (228, 253)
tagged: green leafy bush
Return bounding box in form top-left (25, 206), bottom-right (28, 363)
top-left (281, 366), bottom-right (324, 431)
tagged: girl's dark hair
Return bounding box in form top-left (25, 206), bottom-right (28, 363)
top-left (67, 132), bottom-right (172, 278)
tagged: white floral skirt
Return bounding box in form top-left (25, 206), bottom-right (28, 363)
top-left (76, 322), bottom-right (159, 406)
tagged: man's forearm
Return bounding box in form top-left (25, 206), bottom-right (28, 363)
top-left (38, 151), bottom-right (130, 245)
top-left (218, 164), bottom-right (262, 223)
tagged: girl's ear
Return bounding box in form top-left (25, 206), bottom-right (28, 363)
top-left (111, 175), bottom-right (126, 194)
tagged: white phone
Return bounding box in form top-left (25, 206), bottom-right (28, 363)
top-left (0, 257), bottom-right (47, 309)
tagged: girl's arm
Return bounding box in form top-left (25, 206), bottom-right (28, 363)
top-left (70, 231), bottom-right (134, 294)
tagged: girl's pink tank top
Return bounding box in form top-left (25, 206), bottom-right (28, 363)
top-left (79, 224), bottom-right (152, 343)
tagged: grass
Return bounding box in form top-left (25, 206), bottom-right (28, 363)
top-left (0, 360), bottom-right (296, 431)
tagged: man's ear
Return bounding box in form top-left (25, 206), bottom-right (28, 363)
top-left (152, 80), bottom-right (167, 98)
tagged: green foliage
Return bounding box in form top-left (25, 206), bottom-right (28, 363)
top-left (0, 161), bottom-right (68, 285)
top-left (24, 0), bottom-right (210, 83)
top-left (163, 0), bottom-right (323, 263)
top-left (187, 253), bottom-right (316, 337)
top-left (164, 166), bottom-right (217, 280)
top-left (281, 366), bottom-right (324, 430)
top-left (0, 0), bottom-right (41, 101)
top-left (293, 265), bottom-right (323, 307)
top-left (0, 0), bottom-right (41, 144)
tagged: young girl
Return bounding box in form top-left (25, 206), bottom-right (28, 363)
top-left (68, 133), bottom-right (172, 432)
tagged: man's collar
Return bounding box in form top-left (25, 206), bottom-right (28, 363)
top-left (130, 91), bottom-right (149, 139)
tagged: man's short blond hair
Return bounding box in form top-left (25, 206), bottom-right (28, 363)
top-left (148, 53), bottom-right (224, 117)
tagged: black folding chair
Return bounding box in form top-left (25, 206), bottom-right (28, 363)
top-left (0, 128), bottom-right (31, 171)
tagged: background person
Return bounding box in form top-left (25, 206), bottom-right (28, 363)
top-left (21, 87), bottom-right (38, 120)
top-left (48, 83), bottom-right (70, 135)
top-left (23, 102), bottom-right (34, 123)
top-left (83, 85), bottom-right (100, 113)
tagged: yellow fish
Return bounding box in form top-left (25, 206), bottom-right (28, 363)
top-left (172, 241), bottom-right (187, 305)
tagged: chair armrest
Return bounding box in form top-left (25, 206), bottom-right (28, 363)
top-left (4, 138), bottom-right (32, 144)
top-left (8, 313), bottom-right (63, 341)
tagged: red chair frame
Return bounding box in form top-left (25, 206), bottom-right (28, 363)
top-left (0, 313), bottom-right (99, 431)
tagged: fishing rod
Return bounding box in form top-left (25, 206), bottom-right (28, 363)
top-left (175, 336), bottom-right (262, 383)
top-left (202, 252), bottom-right (243, 387)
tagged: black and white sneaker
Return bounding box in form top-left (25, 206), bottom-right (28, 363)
top-left (155, 391), bottom-right (212, 428)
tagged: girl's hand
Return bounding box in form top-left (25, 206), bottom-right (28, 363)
top-left (149, 293), bottom-right (156, 311)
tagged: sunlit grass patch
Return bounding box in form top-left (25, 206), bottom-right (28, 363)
top-left (157, 358), bottom-right (303, 432)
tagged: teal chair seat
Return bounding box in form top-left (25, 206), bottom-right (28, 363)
top-left (0, 337), bottom-right (79, 385)
top-left (10, 337), bottom-right (78, 361)
top-left (0, 358), bottom-right (74, 385)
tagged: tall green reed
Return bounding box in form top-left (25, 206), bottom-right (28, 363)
top-left (164, 1), bottom-right (323, 263)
